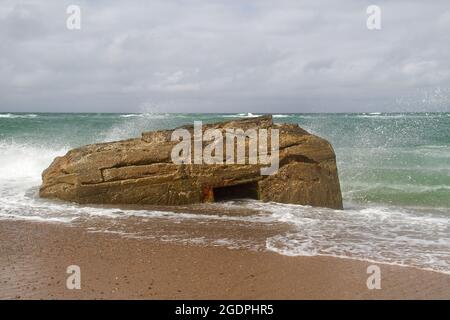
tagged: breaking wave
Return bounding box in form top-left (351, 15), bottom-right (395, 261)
top-left (0, 113), bottom-right (38, 119)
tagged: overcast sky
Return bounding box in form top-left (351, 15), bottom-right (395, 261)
top-left (1, 0), bottom-right (449, 113)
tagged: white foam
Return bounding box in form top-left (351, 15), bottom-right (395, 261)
top-left (0, 141), bottom-right (67, 179)
top-left (119, 113), bottom-right (171, 119)
top-left (273, 114), bottom-right (289, 118)
top-left (259, 201), bottom-right (450, 274)
top-left (355, 114), bottom-right (406, 119)
top-left (222, 113), bottom-right (262, 118)
top-left (0, 113), bottom-right (38, 119)
top-left (120, 114), bottom-right (141, 118)
top-left (0, 214), bottom-right (75, 223)
top-left (344, 182), bottom-right (450, 193)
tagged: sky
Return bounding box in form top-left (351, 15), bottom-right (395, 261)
top-left (0, 0), bottom-right (450, 113)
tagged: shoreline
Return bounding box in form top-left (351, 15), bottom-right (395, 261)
top-left (1, 219), bottom-right (449, 299)
top-left (271, 249), bottom-right (450, 277)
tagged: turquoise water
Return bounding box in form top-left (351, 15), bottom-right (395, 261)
top-left (0, 112), bottom-right (449, 273)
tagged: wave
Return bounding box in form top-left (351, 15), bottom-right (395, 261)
top-left (120, 114), bottom-right (141, 118)
top-left (223, 113), bottom-right (289, 118)
top-left (401, 146), bottom-right (450, 158)
top-left (0, 141), bottom-right (67, 180)
top-left (273, 114), bottom-right (289, 118)
top-left (355, 114), bottom-right (407, 119)
top-left (343, 182), bottom-right (450, 193)
top-left (119, 113), bottom-right (171, 119)
top-left (222, 112), bottom-right (262, 118)
top-left (266, 243), bottom-right (450, 275)
top-left (0, 113), bottom-right (38, 119)
top-left (353, 113), bottom-right (449, 119)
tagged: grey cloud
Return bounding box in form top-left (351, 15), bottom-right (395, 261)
top-left (0, 0), bottom-right (449, 113)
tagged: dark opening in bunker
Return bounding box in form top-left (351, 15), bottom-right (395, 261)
top-left (213, 182), bottom-right (259, 201)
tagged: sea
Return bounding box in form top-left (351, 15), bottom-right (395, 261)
top-left (0, 112), bottom-right (449, 273)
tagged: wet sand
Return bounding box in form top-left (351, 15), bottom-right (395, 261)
top-left (0, 219), bottom-right (449, 300)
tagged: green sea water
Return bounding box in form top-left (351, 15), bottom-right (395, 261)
top-left (0, 112), bottom-right (449, 273)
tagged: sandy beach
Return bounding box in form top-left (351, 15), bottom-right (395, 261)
top-left (1, 219), bottom-right (449, 300)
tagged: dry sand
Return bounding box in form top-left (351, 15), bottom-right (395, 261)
top-left (0, 220), bottom-right (449, 300)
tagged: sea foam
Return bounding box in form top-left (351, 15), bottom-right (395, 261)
top-left (0, 112), bottom-right (449, 274)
